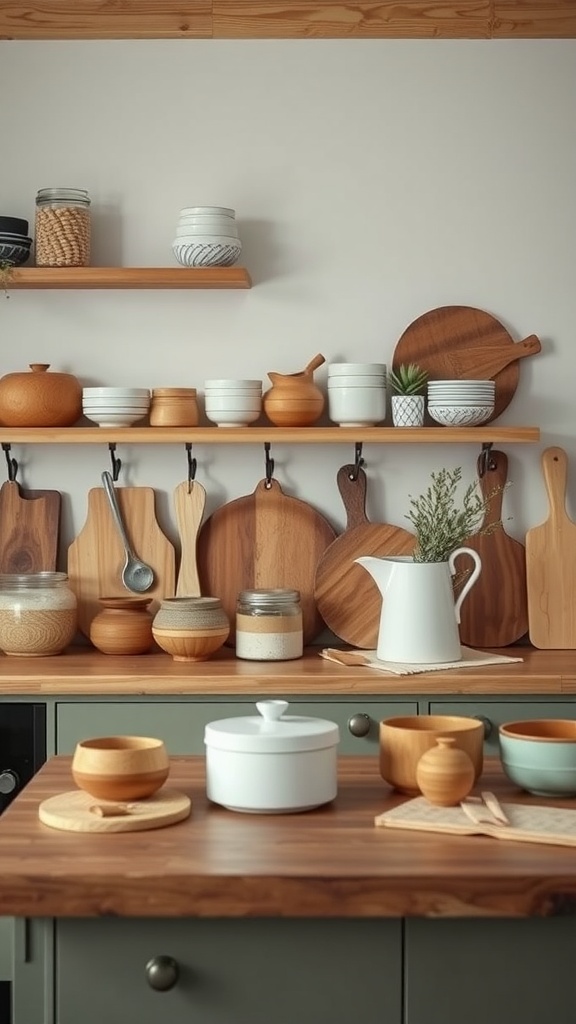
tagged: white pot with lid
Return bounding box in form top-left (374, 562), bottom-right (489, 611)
top-left (204, 699), bottom-right (340, 813)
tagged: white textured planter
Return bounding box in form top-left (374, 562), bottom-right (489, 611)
top-left (391, 394), bottom-right (425, 427)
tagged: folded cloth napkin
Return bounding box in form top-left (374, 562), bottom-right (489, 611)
top-left (319, 645), bottom-right (523, 676)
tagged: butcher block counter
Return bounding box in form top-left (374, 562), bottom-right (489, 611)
top-left (2, 754), bottom-right (576, 920)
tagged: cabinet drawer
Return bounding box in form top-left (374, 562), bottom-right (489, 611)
top-left (56, 700), bottom-right (418, 755)
top-left (428, 700), bottom-right (576, 755)
top-left (57, 918), bottom-right (402, 1024)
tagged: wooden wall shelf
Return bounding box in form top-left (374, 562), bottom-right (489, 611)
top-left (0, 2), bottom-right (574, 40)
top-left (0, 426), bottom-right (540, 445)
top-left (6, 267), bottom-right (252, 290)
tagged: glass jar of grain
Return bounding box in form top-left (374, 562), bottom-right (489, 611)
top-left (35, 188), bottom-right (91, 267)
top-left (0, 572), bottom-right (78, 656)
top-left (236, 588), bottom-right (303, 661)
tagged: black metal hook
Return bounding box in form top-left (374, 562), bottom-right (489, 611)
top-left (108, 443), bottom-right (122, 482)
top-left (478, 442), bottom-right (496, 478)
top-left (2, 443), bottom-right (18, 482)
top-left (349, 442), bottom-right (365, 481)
top-left (185, 442), bottom-right (197, 493)
top-left (264, 442), bottom-right (275, 488)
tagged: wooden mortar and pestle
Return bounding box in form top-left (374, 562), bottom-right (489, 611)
top-left (263, 353), bottom-right (326, 427)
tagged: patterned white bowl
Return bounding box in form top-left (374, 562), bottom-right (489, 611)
top-left (172, 236), bottom-right (242, 268)
top-left (428, 405), bottom-right (495, 427)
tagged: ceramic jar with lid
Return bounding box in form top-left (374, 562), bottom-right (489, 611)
top-left (0, 572), bottom-right (77, 656)
top-left (0, 363), bottom-right (82, 427)
top-left (235, 588), bottom-right (303, 661)
top-left (35, 187), bottom-right (91, 267)
top-left (152, 596), bottom-right (230, 662)
top-left (204, 699), bottom-right (340, 813)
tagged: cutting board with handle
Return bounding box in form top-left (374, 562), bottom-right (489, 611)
top-left (526, 446), bottom-right (576, 649)
top-left (174, 480), bottom-right (206, 597)
top-left (39, 788), bottom-right (191, 833)
top-left (313, 465), bottom-right (416, 649)
top-left (196, 478), bottom-right (337, 645)
top-left (392, 306), bottom-right (541, 421)
top-left (456, 450), bottom-right (528, 648)
top-left (0, 480), bottom-right (61, 573)
top-left (68, 485), bottom-right (176, 637)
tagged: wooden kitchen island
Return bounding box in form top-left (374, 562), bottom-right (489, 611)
top-left (2, 755), bottom-right (576, 1023)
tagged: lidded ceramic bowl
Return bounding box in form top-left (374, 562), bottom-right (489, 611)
top-left (0, 364), bottom-right (82, 427)
top-left (204, 699), bottom-right (340, 813)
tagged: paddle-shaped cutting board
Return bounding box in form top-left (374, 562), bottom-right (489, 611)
top-left (456, 450), bottom-right (528, 648)
top-left (0, 480), bottom-right (61, 572)
top-left (196, 478), bottom-right (337, 645)
top-left (392, 306), bottom-right (541, 421)
top-left (174, 480), bottom-right (206, 597)
top-left (313, 465), bottom-right (416, 649)
top-left (526, 446), bottom-right (576, 649)
top-left (39, 788), bottom-right (191, 833)
top-left (68, 486), bottom-right (176, 637)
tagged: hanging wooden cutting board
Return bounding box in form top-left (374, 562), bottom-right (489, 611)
top-left (196, 478), bottom-right (337, 645)
top-left (392, 306), bottom-right (541, 421)
top-left (67, 486), bottom-right (176, 637)
top-left (526, 446), bottom-right (576, 649)
top-left (0, 480), bottom-right (61, 573)
top-left (174, 479), bottom-right (206, 598)
top-left (313, 465), bottom-right (416, 649)
top-left (456, 450), bottom-right (528, 648)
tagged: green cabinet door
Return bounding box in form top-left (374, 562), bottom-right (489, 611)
top-left (57, 918), bottom-right (402, 1024)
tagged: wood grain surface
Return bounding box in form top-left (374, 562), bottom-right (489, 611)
top-left (526, 446), bottom-right (576, 649)
top-left (0, 480), bottom-right (61, 572)
top-left (314, 466), bottom-right (416, 648)
top-left (457, 450), bottom-right (529, 648)
top-left (39, 787), bottom-right (191, 833)
top-left (392, 306), bottom-right (542, 421)
top-left (4, 755), bottom-right (576, 919)
top-left (67, 486), bottom-right (176, 637)
top-left (174, 480), bottom-right (206, 597)
top-left (197, 478), bottom-right (337, 644)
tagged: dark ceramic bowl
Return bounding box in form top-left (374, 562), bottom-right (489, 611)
top-left (0, 242), bottom-right (31, 266)
top-left (0, 216), bottom-right (29, 236)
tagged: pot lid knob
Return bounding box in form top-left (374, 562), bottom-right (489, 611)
top-left (256, 699), bottom-right (289, 722)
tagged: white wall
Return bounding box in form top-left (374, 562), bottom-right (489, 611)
top-left (1, 39), bottom-right (575, 558)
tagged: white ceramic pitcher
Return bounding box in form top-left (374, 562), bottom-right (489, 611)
top-left (355, 548), bottom-right (482, 664)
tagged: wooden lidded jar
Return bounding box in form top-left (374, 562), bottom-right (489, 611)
top-left (0, 363), bottom-right (82, 427)
top-left (416, 737), bottom-right (475, 806)
top-left (149, 388), bottom-right (199, 427)
top-left (89, 597), bottom-right (154, 656)
top-left (152, 596), bottom-right (230, 662)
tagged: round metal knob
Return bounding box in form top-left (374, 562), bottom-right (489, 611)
top-left (473, 715), bottom-right (493, 739)
top-left (347, 713), bottom-right (372, 738)
top-left (145, 955), bottom-right (179, 991)
top-left (0, 770), bottom-right (19, 795)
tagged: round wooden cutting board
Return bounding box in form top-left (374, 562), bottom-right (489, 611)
top-left (38, 788), bottom-right (191, 833)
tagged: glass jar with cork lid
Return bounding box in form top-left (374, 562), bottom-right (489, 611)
top-left (35, 188), bottom-right (91, 267)
top-left (235, 588), bottom-right (303, 661)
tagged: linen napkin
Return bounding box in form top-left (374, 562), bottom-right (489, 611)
top-left (319, 645), bottom-right (523, 676)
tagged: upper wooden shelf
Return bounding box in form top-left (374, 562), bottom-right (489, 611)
top-left (0, 426), bottom-right (540, 445)
top-left (0, 2), bottom-right (574, 40)
top-left (6, 267), bottom-right (252, 290)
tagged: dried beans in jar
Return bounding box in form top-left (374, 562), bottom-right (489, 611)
top-left (35, 188), bottom-right (91, 267)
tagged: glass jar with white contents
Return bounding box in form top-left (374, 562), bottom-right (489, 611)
top-left (235, 588), bottom-right (303, 661)
top-left (0, 572), bottom-right (78, 656)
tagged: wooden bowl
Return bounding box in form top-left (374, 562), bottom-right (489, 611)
top-left (151, 625), bottom-right (229, 662)
top-left (380, 715), bottom-right (484, 794)
top-left (72, 735), bottom-right (169, 800)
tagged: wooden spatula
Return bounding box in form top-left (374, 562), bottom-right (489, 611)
top-left (174, 480), bottom-right (206, 597)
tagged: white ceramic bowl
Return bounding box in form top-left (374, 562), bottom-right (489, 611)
top-left (176, 222), bottom-right (239, 238)
top-left (83, 410), bottom-right (149, 427)
top-left (328, 363), bottom-right (387, 376)
top-left (205, 407), bottom-right (262, 428)
top-left (328, 385), bottom-right (387, 427)
top-left (83, 398), bottom-right (150, 409)
top-left (327, 375), bottom-right (386, 388)
top-left (204, 390), bottom-right (262, 399)
top-left (172, 237), bottom-right (242, 268)
top-left (83, 387), bottom-right (150, 399)
top-left (204, 379), bottom-right (262, 390)
top-left (427, 405), bottom-right (495, 426)
top-left (205, 396), bottom-right (262, 413)
top-left (180, 206), bottom-right (235, 218)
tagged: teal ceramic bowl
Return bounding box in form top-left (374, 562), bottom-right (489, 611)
top-left (499, 720), bottom-right (576, 797)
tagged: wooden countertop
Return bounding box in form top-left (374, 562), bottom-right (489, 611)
top-left (0, 645), bottom-right (574, 695)
top-left (2, 755), bottom-right (576, 919)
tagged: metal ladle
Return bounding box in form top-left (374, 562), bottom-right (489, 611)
top-left (101, 471), bottom-right (155, 594)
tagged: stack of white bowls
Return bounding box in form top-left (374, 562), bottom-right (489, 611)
top-left (427, 380), bottom-right (496, 426)
top-left (82, 388), bottom-right (151, 428)
top-left (327, 363), bottom-right (387, 427)
top-left (172, 206), bottom-right (242, 268)
top-left (204, 379), bottom-right (262, 428)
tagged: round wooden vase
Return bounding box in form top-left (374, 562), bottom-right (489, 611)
top-left (89, 597), bottom-right (154, 656)
top-left (263, 353), bottom-right (325, 427)
top-left (0, 363), bottom-right (82, 427)
top-left (416, 737), bottom-right (475, 806)
top-left (152, 597), bottom-right (230, 662)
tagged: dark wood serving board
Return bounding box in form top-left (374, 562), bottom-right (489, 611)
top-left (0, 480), bottom-right (61, 573)
top-left (392, 305), bottom-right (541, 421)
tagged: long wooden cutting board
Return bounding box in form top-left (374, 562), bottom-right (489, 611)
top-left (313, 465), bottom-right (416, 648)
top-left (526, 446), bottom-right (576, 649)
top-left (457, 450), bottom-right (528, 648)
top-left (196, 478), bottom-right (337, 645)
top-left (0, 480), bottom-right (61, 572)
top-left (392, 306), bottom-right (541, 421)
top-left (67, 486), bottom-right (176, 637)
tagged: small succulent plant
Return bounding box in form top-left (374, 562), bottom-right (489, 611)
top-left (388, 363), bottom-right (428, 396)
